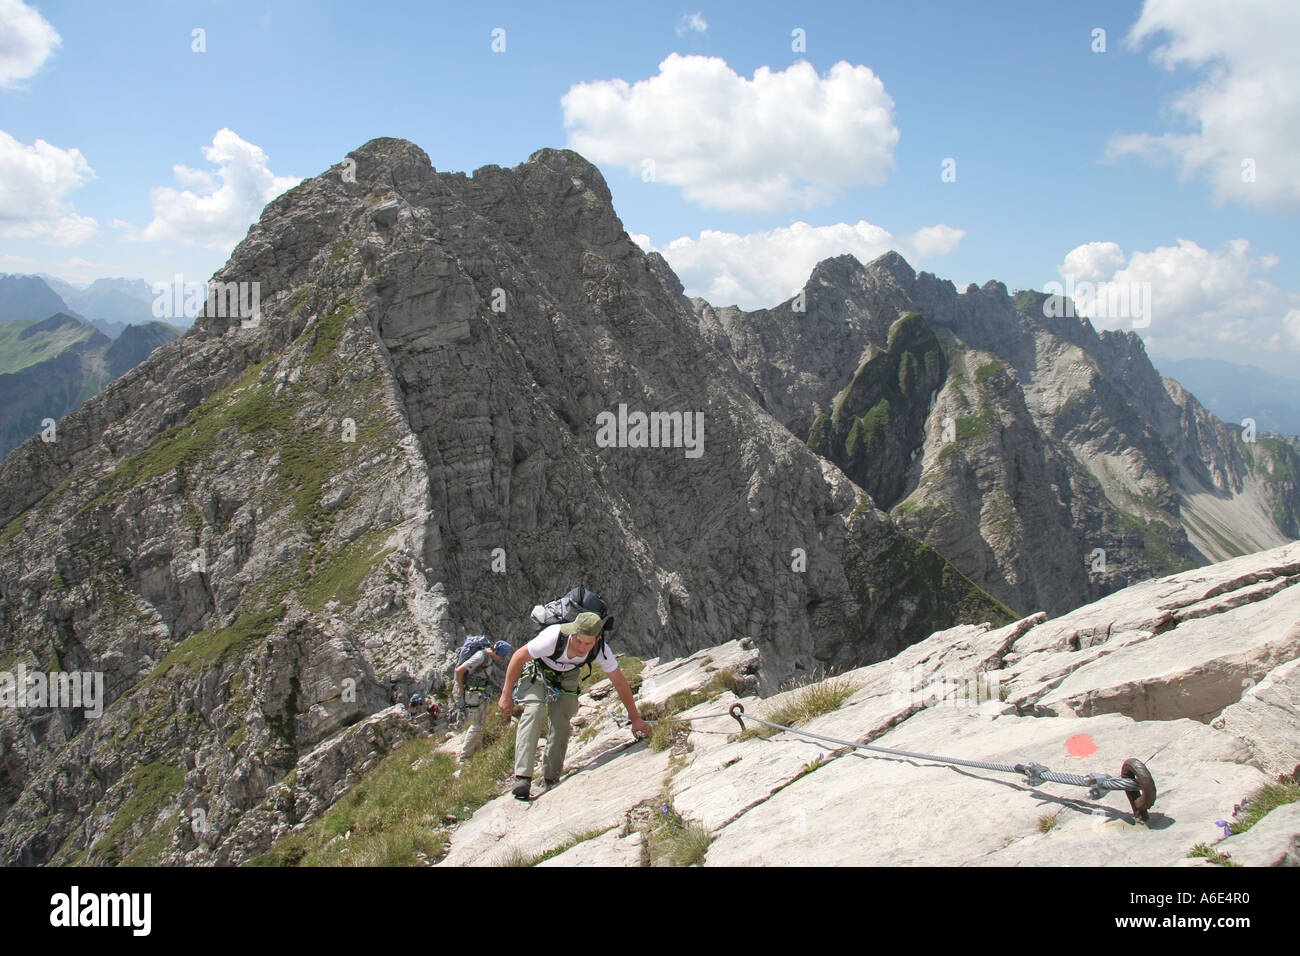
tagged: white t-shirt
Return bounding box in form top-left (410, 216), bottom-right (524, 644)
top-left (527, 624), bottom-right (617, 674)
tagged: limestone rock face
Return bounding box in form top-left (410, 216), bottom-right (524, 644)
top-left (693, 253), bottom-right (1300, 618)
top-left (432, 543), bottom-right (1300, 867)
top-left (0, 140), bottom-right (1006, 865)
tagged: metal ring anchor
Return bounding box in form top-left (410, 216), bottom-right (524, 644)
top-left (1121, 758), bottom-right (1157, 824)
top-left (729, 702), bottom-right (747, 733)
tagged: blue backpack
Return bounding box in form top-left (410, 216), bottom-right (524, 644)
top-left (455, 635), bottom-right (493, 669)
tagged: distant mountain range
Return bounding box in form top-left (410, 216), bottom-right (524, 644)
top-left (0, 310), bottom-right (181, 461)
top-left (0, 274), bottom-right (68, 325)
top-left (0, 273), bottom-right (190, 339)
top-left (693, 251), bottom-right (1300, 618)
top-left (1150, 356), bottom-right (1300, 438)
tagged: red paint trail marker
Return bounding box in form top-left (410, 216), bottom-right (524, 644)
top-left (1066, 733), bottom-right (1098, 758)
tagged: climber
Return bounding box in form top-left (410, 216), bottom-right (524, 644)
top-left (407, 692), bottom-right (442, 728)
top-left (454, 638), bottom-right (512, 761)
top-left (497, 611), bottom-right (648, 801)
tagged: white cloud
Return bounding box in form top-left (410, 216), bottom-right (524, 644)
top-left (1107, 0), bottom-right (1300, 208)
top-left (1281, 310), bottom-right (1300, 351)
top-left (0, 0), bottom-right (60, 88)
top-left (131, 128), bottom-right (301, 251)
top-left (1055, 238), bottom-right (1300, 354)
top-left (1, 255), bottom-right (103, 285)
top-left (1060, 241), bottom-right (1128, 284)
top-left (641, 219), bottom-right (962, 309)
top-left (676, 12), bottom-right (707, 36)
top-left (172, 165), bottom-right (217, 191)
top-left (563, 54), bottom-right (899, 212)
top-left (0, 130), bottom-right (97, 244)
top-left (33, 256), bottom-right (103, 285)
top-left (906, 224), bottom-right (966, 259)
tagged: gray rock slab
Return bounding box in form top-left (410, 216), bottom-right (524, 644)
top-left (538, 828), bottom-right (643, 867)
top-left (438, 743), bottom-right (671, 867)
top-left (704, 706), bottom-right (1266, 867)
top-left (1028, 584), bottom-right (1300, 721)
top-left (1216, 657), bottom-right (1300, 778)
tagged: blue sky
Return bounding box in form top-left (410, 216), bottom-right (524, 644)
top-left (2, 0), bottom-right (1298, 376)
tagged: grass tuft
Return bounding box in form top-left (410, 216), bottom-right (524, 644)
top-left (741, 673), bottom-right (861, 740)
top-left (1228, 781), bottom-right (1300, 835)
top-left (1189, 843), bottom-right (1240, 867)
top-left (644, 799), bottom-right (710, 867)
top-left (500, 825), bottom-right (616, 867)
top-left (247, 711), bottom-right (516, 867)
top-left (647, 718), bottom-right (689, 753)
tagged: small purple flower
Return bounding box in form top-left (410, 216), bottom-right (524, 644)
top-left (1214, 820), bottom-right (1232, 838)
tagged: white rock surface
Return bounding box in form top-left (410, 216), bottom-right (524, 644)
top-left (1216, 657), bottom-right (1300, 779)
top-left (539, 828), bottom-right (643, 867)
top-left (439, 543), bottom-right (1300, 866)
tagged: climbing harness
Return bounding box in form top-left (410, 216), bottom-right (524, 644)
top-left (722, 703), bottom-right (1157, 824)
top-left (515, 660), bottom-right (580, 705)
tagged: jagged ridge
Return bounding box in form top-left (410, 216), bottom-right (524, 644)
top-left (0, 140), bottom-right (1009, 865)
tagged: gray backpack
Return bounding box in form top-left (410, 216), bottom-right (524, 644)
top-left (528, 586), bottom-right (613, 636)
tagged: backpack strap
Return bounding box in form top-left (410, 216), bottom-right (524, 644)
top-left (465, 653), bottom-right (493, 692)
top-left (579, 635), bottom-right (606, 683)
top-left (543, 630), bottom-right (604, 672)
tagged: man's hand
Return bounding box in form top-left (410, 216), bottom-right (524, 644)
top-left (608, 669), bottom-right (649, 740)
top-left (497, 694), bottom-right (514, 721)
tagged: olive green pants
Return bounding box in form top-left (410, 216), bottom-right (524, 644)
top-left (513, 668), bottom-right (581, 782)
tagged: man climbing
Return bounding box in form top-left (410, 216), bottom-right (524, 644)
top-left (497, 611), bottom-right (648, 800)
top-left (455, 638), bottom-right (512, 762)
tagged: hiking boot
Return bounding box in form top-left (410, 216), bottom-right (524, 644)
top-left (542, 777), bottom-right (560, 792)
top-left (512, 776), bottom-right (532, 801)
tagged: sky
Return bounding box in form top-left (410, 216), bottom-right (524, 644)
top-left (2, 0), bottom-right (1298, 376)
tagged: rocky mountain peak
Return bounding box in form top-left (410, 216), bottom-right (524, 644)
top-left (345, 136), bottom-right (434, 182)
top-left (807, 252), bottom-right (871, 288)
top-left (524, 145), bottom-right (611, 189)
top-left (18, 312), bottom-right (85, 338)
top-left (863, 249), bottom-right (916, 286)
top-left (693, 241), bottom-right (1300, 619)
